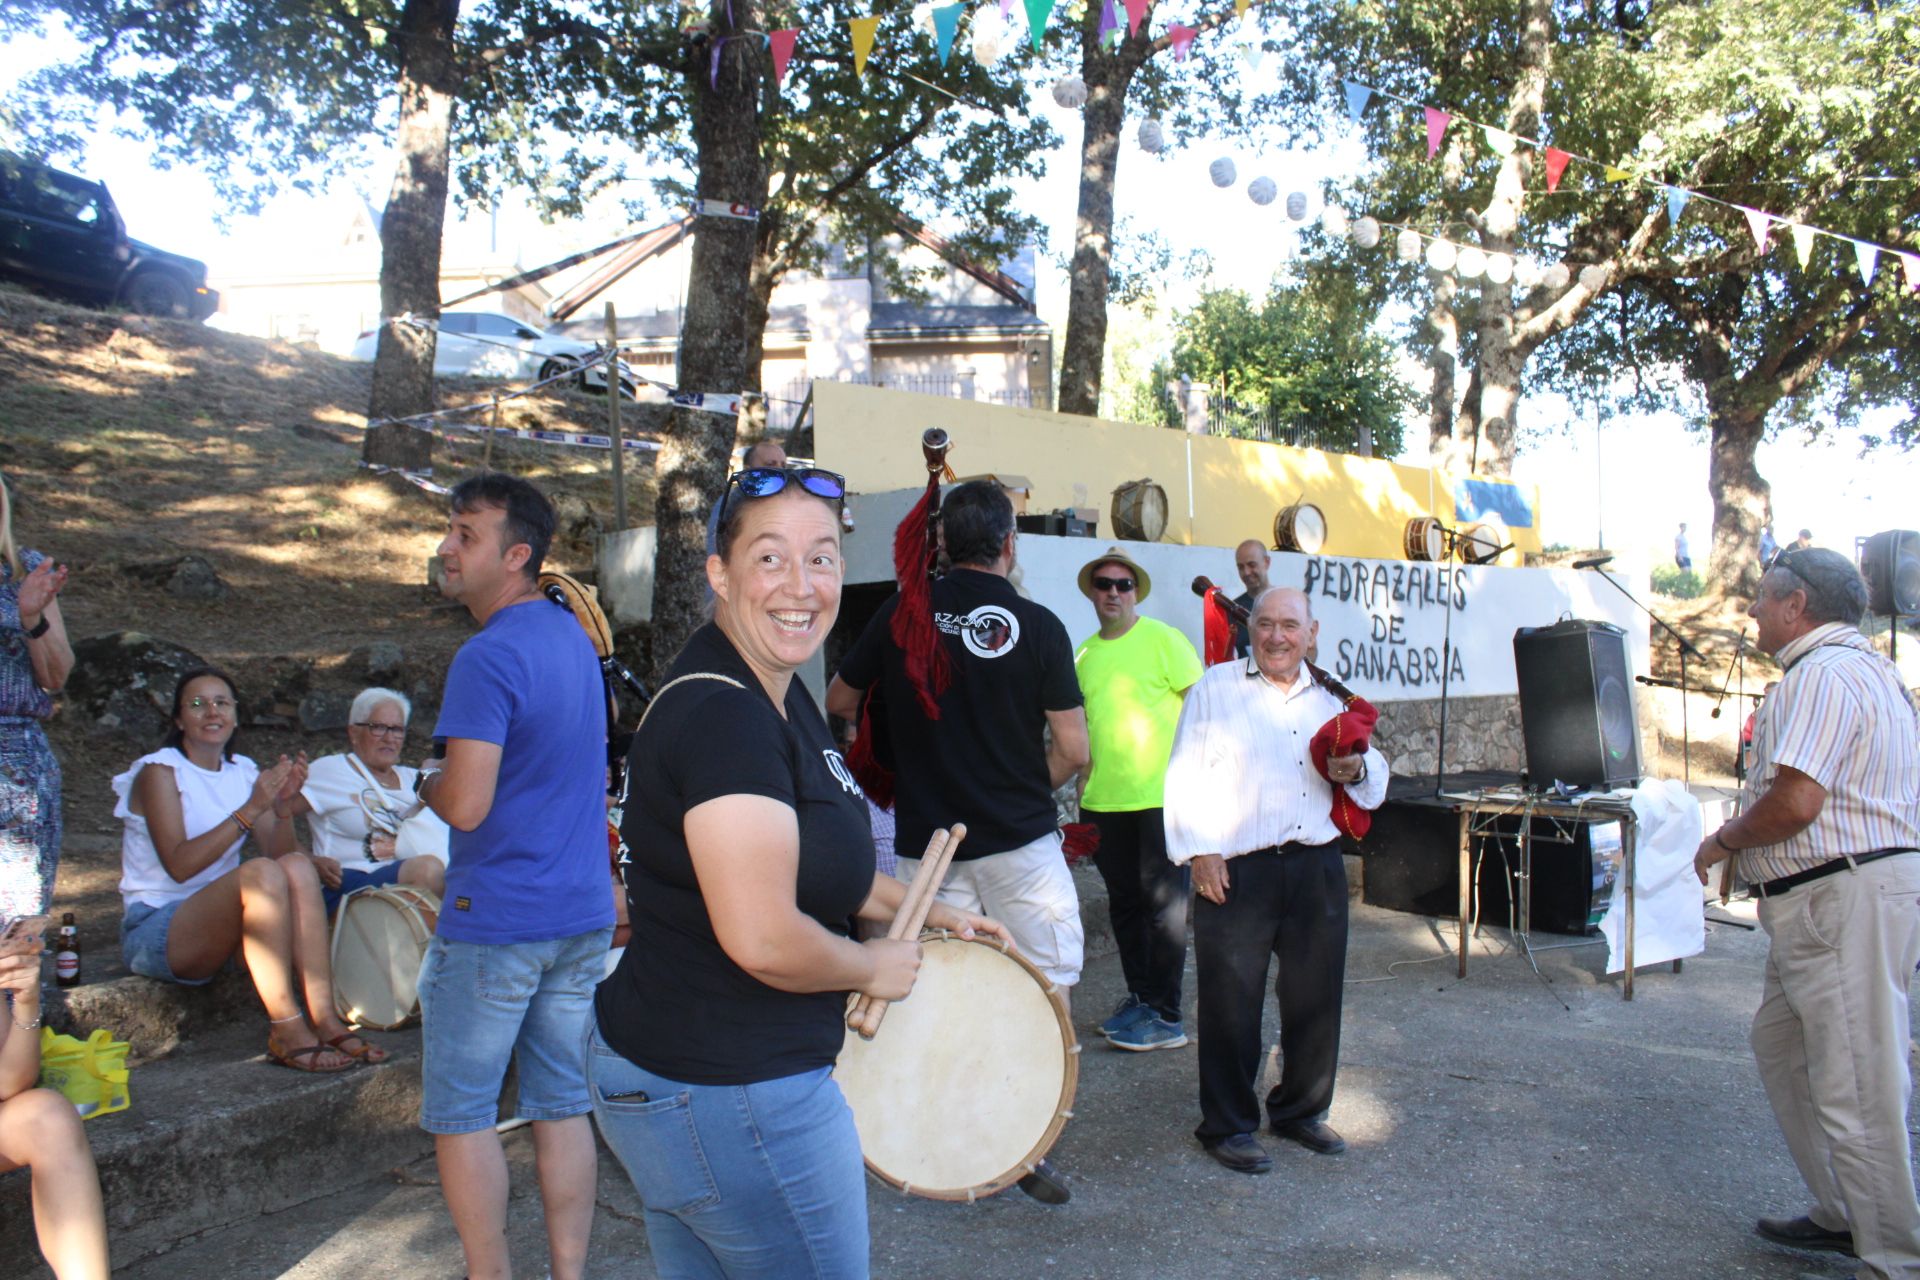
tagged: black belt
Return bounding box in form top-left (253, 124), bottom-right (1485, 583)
top-left (1755, 848), bottom-right (1918, 898)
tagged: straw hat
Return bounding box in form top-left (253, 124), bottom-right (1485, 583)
top-left (1077, 546), bottom-right (1153, 602)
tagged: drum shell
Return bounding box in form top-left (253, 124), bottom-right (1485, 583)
top-left (834, 932), bottom-right (1078, 1201)
top-left (1457, 520), bottom-right (1505, 564)
top-left (1274, 503), bottom-right (1327, 554)
top-left (331, 885), bottom-right (441, 1030)
top-left (1404, 517), bottom-right (1446, 562)
top-left (1110, 480), bottom-right (1168, 543)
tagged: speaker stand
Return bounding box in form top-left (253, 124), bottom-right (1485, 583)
top-left (1583, 566), bottom-right (1708, 783)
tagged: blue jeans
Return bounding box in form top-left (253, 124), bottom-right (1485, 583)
top-left (586, 1024), bottom-right (869, 1279)
top-left (121, 899), bottom-right (216, 986)
top-left (417, 927), bottom-right (613, 1134)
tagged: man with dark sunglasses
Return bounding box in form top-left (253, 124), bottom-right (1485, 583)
top-left (1693, 547), bottom-right (1920, 1278)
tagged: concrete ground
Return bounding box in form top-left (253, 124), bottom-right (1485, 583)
top-left (101, 896), bottom-right (1914, 1280)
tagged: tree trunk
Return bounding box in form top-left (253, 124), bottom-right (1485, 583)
top-left (1704, 399), bottom-right (1770, 601)
top-left (367, 0), bottom-right (459, 426)
top-left (1056, 33), bottom-right (1139, 417)
top-left (738, 212), bottom-right (781, 444)
top-left (1426, 273), bottom-right (1465, 470)
top-left (648, 2), bottom-right (769, 682)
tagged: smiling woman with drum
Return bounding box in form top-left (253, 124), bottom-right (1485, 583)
top-left (590, 464), bottom-right (1008, 1279)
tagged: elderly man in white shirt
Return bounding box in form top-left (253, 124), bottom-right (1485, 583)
top-left (1164, 587), bottom-right (1388, 1175)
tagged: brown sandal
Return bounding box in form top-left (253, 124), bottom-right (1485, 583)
top-left (266, 1038), bottom-right (355, 1073)
top-left (325, 1031), bottom-right (389, 1065)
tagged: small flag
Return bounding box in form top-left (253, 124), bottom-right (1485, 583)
top-left (769, 29), bottom-right (799, 85)
top-left (1901, 252), bottom-right (1920, 292)
top-left (1343, 80), bottom-right (1372, 124)
top-left (1790, 223), bottom-right (1815, 268)
top-left (1234, 0), bottom-right (1249, 13)
top-left (1239, 41), bottom-right (1263, 71)
top-left (1123, 0), bottom-right (1148, 33)
top-left (1543, 148), bottom-right (1571, 192)
top-left (1482, 126), bottom-right (1516, 156)
top-left (931, 3), bottom-right (962, 63)
top-left (1742, 207), bottom-right (1772, 254)
top-left (1854, 240), bottom-right (1879, 286)
top-left (849, 14), bottom-right (880, 76)
top-left (1169, 22), bottom-right (1196, 59)
top-left (1602, 165), bottom-right (1633, 183)
top-left (1097, 0), bottom-right (1119, 45)
top-left (1022, 0), bottom-right (1052, 49)
top-left (1665, 187), bottom-right (1688, 228)
top-left (1425, 108), bottom-right (1450, 159)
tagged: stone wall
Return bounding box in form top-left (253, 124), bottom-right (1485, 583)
top-left (1373, 694), bottom-right (1525, 777)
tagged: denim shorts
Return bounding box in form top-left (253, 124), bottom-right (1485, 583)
top-left (322, 861), bottom-right (403, 915)
top-left (417, 927), bottom-right (614, 1135)
top-left (586, 1024), bottom-right (869, 1279)
top-left (121, 899), bottom-right (216, 987)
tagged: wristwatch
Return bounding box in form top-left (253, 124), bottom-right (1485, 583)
top-left (413, 769), bottom-right (440, 798)
top-left (24, 615), bottom-right (50, 640)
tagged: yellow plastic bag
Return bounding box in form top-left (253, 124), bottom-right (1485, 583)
top-left (37, 1028), bottom-right (132, 1120)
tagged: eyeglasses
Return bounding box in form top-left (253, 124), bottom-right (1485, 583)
top-left (187, 696), bottom-right (237, 712)
top-left (353, 722), bottom-right (407, 739)
top-left (714, 466), bottom-right (847, 533)
top-left (1091, 576), bottom-right (1137, 594)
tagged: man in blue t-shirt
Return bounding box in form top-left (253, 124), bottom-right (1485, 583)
top-left (413, 472), bottom-right (614, 1280)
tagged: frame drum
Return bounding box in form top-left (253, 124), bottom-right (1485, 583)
top-left (1457, 518), bottom-right (1506, 564)
top-left (1274, 503), bottom-right (1327, 554)
top-left (835, 931), bottom-right (1078, 1201)
top-left (1404, 517), bottom-right (1446, 562)
top-left (331, 885), bottom-right (440, 1030)
top-left (1110, 479), bottom-right (1168, 542)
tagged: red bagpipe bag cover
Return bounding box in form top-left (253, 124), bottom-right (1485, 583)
top-left (1307, 679), bottom-right (1380, 841)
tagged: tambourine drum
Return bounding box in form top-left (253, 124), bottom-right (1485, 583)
top-left (331, 884), bottom-right (440, 1030)
top-left (835, 931), bottom-right (1078, 1201)
top-left (1457, 519), bottom-right (1505, 564)
top-left (1274, 503), bottom-right (1327, 554)
top-left (1110, 479), bottom-right (1168, 543)
top-left (1404, 517), bottom-right (1446, 562)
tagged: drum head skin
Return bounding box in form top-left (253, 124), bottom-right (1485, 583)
top-left (332, 887), bottom-right (436, 1030)
top-left (1275, 503), bottom-right (1327, 554)
top-left (835, 933), bottom-right (1078, 1201)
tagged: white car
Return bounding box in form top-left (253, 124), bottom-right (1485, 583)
top-left (350, 310), bottom-right (636, 397)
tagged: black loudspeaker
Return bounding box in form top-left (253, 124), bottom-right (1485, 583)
top-left (1512, 620), bottom-right (1642, 791)
top-left (1861, 530), bottom-right (1920, 617)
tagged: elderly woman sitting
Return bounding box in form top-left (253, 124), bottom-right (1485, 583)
top-left (270, 687), bottom-right (447, 911)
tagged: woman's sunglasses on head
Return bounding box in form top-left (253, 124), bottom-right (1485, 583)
top-left (716, 466), bottom-right (847, 529)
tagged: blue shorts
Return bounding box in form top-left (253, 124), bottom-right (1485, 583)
top-left (324, 861), bottom-right (404, 915)
top-left (417, 927), bottom-right (614, 1135)
top-left (121, 899), bottom-right (216, 987)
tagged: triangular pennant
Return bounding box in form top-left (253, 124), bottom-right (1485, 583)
top-left (1665, 186), bottom-right (1689, 228)
top-left (1425, 107), bottom-right (1450, 160)
top-left (1123, 0), bottom-right (1148, 34)
top-left (1001, 0), bottom-right (1012, 13)
top-left (1602, 165), bottom-right (1633, 183)
top-left (848, 14), bottom-right (881, 77)
top-left (1854, 240), bottom-right (1879, 286)
top-left (1482, 126), bottom-right (1516, 156)
top-left (768, 28), bottom-right (799, 85)
top-left (1742, 207), bottom-right (1772, 254)
top-left (1902, 252), bottom-right (1920, 292)
top-left (1022, 0), bottom-right (1052, 49)
top-left (1543, 148), bottom-right (1571, 192)
top-left (1096, 0), bottom-right (1119, 45)
top-left (1790, 223), bottom-right (1816, 268)
top-left (1169, 22), bottom-right (1196, 59)
top-left (1343, 80), bottom-right (1372, 125)
top-left (1234, 0), bottom-right (1249, 13)
top-left (931, 3), bottom-right (962, 63)
top-left (1239, 41), bottom-right (1263, 71)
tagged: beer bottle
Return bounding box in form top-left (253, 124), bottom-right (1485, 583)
top-left (54, 913), bottom-right (80, 988)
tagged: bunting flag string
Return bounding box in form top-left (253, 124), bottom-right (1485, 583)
top-left (1169, 23), bottom-right (1197, 60)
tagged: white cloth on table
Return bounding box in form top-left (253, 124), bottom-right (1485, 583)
top-left (1598, 777), bottom-right (1705, 973)
top-left (113, 747), bottom-right (256, 908)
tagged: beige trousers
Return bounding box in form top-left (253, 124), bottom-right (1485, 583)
top-left (1753, 852), bottom-right (1920, 1280)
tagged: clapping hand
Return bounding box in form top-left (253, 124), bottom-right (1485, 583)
top-left (15, 559), bottom-right (68, 625)
top-left (276, 753), bottom-right (309, 808)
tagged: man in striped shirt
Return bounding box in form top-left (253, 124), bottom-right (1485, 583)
top-left (1693, 547), bottom-right (1920, 1279)
top-left (1164, 587), bottom-right (1388, 1175)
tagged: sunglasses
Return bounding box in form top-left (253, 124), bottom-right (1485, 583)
top-left (715, 466), bottom-right (847, 532)
top-left (1091, 576), bottom-right (1137, 594)
top-left (1768, 548), bottom-right (1815, 591)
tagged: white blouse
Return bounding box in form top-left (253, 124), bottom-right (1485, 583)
top-left (300, 751), bottom-right (448, 873)
top-left (113, 747), bottom-right (258, 908)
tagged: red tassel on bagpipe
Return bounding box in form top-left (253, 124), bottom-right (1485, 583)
top-left (845, 695), bottom-right (894, 810)
top-left (889, 430), bottom-right (956, 720)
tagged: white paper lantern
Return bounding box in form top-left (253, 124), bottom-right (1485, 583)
top-left (1321, 205), bottom-right (1350, 238)
top-left (1395, 228), bottom-right (1421, 261)
top-left (970, 3), bottom-right (1005, 63)
top-left (1425, 239), bottom-right (1458, 272)
top-left (1209, 157), bottom-right (1238, 188)
top-left (1284, 191), bottom-right (1309, 221)
top-left (1542, 262), bottom-right (1571, 291)
top-left (1483, 252), bottom-right (1514, 284)
top-left (1247, 176), bottom-right (1277, 206)
top-left (912, 2), bottom-right (936, 33)
top-left (1353, 216), bottom-right (1382, 249)
top-left (1051, 75), bottom-right (1088, 109)
top-left (1137, 119), bottom-right (1166, 154)
top-left (1579, 264), bottom-right (1609, 292)
top-left (1513, 258), bottom-right (1542, 289)
top-left (1455, 246), bottom-right (1487, 279)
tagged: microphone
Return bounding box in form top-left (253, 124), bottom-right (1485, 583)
top-left (1192, 575), bottom-right (1251, 626)
top-left (1572, 555), bottom-right (1614, 570)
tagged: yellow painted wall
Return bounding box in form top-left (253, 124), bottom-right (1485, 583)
top-left (813, 381), bottom-right (1543, 563)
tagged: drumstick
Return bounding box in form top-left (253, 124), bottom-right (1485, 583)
top-left (845, 826), bottom-right (951, 1032)
top-left (851, 824), bottom-right (967, 1040)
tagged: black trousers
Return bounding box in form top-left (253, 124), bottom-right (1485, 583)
top-left (1192, 840), bottom-right (1349, 1143)
top-left (1088, 808), bottom-right (1189, 1023)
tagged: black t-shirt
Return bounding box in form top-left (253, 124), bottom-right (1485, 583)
top-left (1232, 589), bottom-right (1254, 658)
top-left (836, 567), bottom-right (1082, 860)
top-left (595, 624), bottom-right (876, 1085)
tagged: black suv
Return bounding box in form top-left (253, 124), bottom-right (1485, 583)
top-left (0, 152), bottom-right (219, 320)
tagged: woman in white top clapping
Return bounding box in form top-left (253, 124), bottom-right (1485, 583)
top-left (114, 668), bottom-right (380, 1072)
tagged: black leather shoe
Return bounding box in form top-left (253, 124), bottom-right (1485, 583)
top-left (1016, 1157), bottom-right (1071, 1204)
top-left (1755, 1215), bottom-right (1856, 1256)
top-left (1203, 1133), bottom-right (1273, 1174)
top-left (1272, 1120), bottom-right (1347, 1155)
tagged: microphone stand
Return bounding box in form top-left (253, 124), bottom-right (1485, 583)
top-left (1583, 565), bottom-right (1707, 784)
